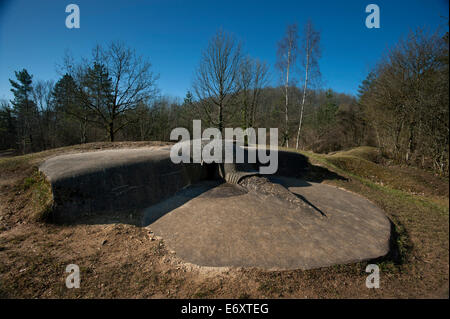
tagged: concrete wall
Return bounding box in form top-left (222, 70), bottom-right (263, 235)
top-left (40, 148), bottom-right (209, 223)
top-left (39, 146), bottom-right (310, 223)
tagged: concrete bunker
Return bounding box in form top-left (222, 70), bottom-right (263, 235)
top-left (39, 141), bottom-right (308, 223)
top-left (39, 142), bottom-right (392, 270)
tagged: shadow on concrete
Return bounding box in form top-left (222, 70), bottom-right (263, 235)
top-left (65, 180), bottom-right (223, 227)
top-left (268, 176), bottom-right (328, 217)
top-left (52, 160), bottom-right (346, 227)
top-left (141, 180), bottom-right (223, 226)
top-left (293, 193), bottom-right (327, 217)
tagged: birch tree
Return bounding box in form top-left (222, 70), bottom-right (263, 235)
top-left (276, 24), bottom-right (299, 147)
top-left (295, 20), bottom-right (321, 149)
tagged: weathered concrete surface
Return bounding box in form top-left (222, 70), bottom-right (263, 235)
top-left (39, 143), bottom-right (310, 222)
top-left (39, 147), bottom-right (209, 223)
top-left (144, 177), bottom-right (391, 270)
top-left (39, 144), bottom-right (391, 270)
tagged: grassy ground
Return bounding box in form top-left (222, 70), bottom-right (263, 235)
top-left (0, 143), bottom-right (448, 298)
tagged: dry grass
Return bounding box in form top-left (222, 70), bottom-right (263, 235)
top-left (0, 142), bottom-right (448, 298)
top-left (325, 147), bottom-right (448, 199)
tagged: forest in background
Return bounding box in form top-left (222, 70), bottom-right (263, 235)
top-left (0, 22), bottom-right (448, 175)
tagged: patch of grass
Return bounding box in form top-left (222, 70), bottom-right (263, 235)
top-left (22, 169), bottom-right (54, 222)
top-left (192, 287), bottom-right (217, 298)
top-left (238, 292), bottom-right (251, 299)
top-left (329, 146), bottom-right (383, 163)
top-left (257, 279), bottom-right (282, 295)
top-left (301, 150), bottom-right (448, 212)
top-left (323, 149), bottom-right (448, 199)
top-left (0, 154), bottom-right (32, 172)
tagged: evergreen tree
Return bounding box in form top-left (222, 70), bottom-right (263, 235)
top-left (0, 102), bottom-right (17, 149)
top-left (79, 62), bottom-right (114, 140)
top-left (52, 73), bottom-right (89, 144)
top-left (316, 89), bottom-right (338, 130)
top-left (9, 69), bottom-right (38, 152)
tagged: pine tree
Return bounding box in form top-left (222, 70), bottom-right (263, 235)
top-left (80, 62), bottom-right (114, 140)
top-left (0, 102), bottom-right (17, 149)
top-left (52, 73), bottom-right (89, 144)
top-left (9, 69), bottom-right (38, 153)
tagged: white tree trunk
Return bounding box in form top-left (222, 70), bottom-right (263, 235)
top-left (296, 48), bottom-right (309, 150)
top-left (284, 49), bottom-right (291, 148)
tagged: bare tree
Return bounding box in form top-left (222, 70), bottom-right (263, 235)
top-left (295, 20), bottom-right (321, 149)
top-left (32, 80), bottom-right (54, 149)
top-left (106, 42), bottom-right (159, 141)
top-left (75, 42), bottom-right (158, 142)
top-left (193, 29), bottom-right (242, 133)
top-left (360, 28), bottom-right (448, 173)
top-left (238, 56), bottom-right (269, 128)
top-left (276, 24), bottom-right (299, 147)
top-left (249, 59), bottom-right (269, 128)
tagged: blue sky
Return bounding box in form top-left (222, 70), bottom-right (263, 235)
top-left (0, 0), bottom-right (448, 101)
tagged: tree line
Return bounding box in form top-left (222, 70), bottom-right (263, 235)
top-left (0, 23), bottom-right (448, 175)
top-left (358, 28), bottom-right (449, 174)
